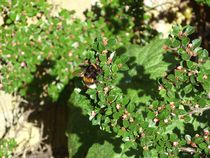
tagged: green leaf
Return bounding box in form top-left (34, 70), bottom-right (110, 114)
top-left (184, 115), bottom-right (191, 122)
top-left (181, 36), bottom-right (190, 46)
top-left (170, 133), bottom-right (178, 142)
top-left (192, 38), bottom-right (201, 48)
top-left (178, 49), bottom-right (190, 61)
top-left (158, 110), bottom-right (170, 120)
top-left (172, 39), bottom-right (181, 47)
top-left (198, 99), bottom-right (206, 107)
top-left (125, 38), bottom-right (176, 79)
top-left (107, 38), bottom-right (116, 48)
top-left (172, 25), bottom-right (182, 36)
top-left (183, 84), bottom-right (193, 94)
top-left (184, 25), bottom-right (195, 35)
top-left (200, 49), bottom-right (209, 61)
top-left (159, 89), bottom-right (167, 97)
top-left (106, 109), bottom-right (113, 115)
top-left (202, 60), bottom-right (210, 70)
top-left (119, 38), bottom-right (177, 103)
top-left (198, 143), bottom-right (206, 149)
top-left (194, 137), bottom-right (204, 144)
top-left (86, 141), bottom-right (115, 158)
top-left (122, 96), bottom-right (130, 105)
top-left (147, 111), bottom-right (155, 119)
top-left (127, 103), bottom-right (135, 112)
top-left (123, 120), bottom-right (129, 128)
top-left (112, 64), bottom-right (119, 72)
top-left (185, 135), bottom-right (191, 142)
top-left (99, 54), bottom-right (107, 62)
top-left (120, 56), bottom-right (129, 64)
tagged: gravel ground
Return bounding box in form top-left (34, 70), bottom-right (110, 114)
top-left (47, 0), bottom-right (98, 20)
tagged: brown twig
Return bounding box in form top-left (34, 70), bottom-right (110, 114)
top-left (180, 147), bottom-right (196, 154)
top-left (145, 2), bottom-right (174, 11)
top-left (188, 105), bottom-right (210, 115)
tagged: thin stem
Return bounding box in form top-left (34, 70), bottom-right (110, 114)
top-left (189, 106), bottom-right (210, 115)
top-left (145, 2), bottom-right (174, 11)
top-left (181, 105), bottom-right (210, 117)
top-left (180, 147), bottom-right (196, 154)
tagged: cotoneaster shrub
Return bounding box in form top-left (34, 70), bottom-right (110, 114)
top-left (1, 1), bottom-right (209, 158)
top-left (0, 0), bottom-right (133, 102)
top-left (73, 25), bottom-right (210, 157)
top-left (88, 0), bottom-right (157, 45)
top-left (0, 0), bottom-right (153, 157)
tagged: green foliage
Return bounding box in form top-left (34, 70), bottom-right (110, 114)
top-left (125, 39), bottom-right (172, 79)
top-left (195, 0), bottom-right (210, 6)
top-left (88, 0), bottom-right (156, 44)
top-left (0, 0), bottom-right (152, 157)
top-left (76, 25), bottom-right (210, 157)
top-left (86, 141), bottom-right (116, 158)
top-left (118, 38), bottom-right (177, 103)
top-left (0, 139), bottom-right (16, 158)
top-left (1, 0), bottom-right (210, 157)
top-left (0, 0), bottom-right (131, 102)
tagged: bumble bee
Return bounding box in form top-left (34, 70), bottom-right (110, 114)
top-left (81, 62), bottom-right (103, 86)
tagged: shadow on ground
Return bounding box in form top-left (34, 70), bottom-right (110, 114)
top-left (19, 59), bottom-right (70, 157)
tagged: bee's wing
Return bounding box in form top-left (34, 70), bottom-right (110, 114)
top-left (72, 68), bottom-right (84, 77)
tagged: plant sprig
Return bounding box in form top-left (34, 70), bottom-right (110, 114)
top-left (78, 25), bottom-right (210, 157)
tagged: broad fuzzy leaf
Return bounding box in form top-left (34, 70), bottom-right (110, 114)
top-left (125, 38), bottom-right (176, 79)
top-left (118, 38), bottom-right (177, 103)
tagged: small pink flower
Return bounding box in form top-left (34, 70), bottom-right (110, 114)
top-left (155, 111), bottom-right (158, 116)
top-left (195, 134), bottom-right (200, 137)
top-left (194, 70), bottom-right (198, 74)
top-left (177, 66), bottom-right (182, 70)
top-left (104, 87), bottom-right (109, 94)
top-left (195, 104), bottom-right (199, 108)
top-left (204, 135), bottom-right (209, 141)
top-left (122, 114), bottom-right (127, 120)
top-left (203, 74), bottom-right (208, 80)
top-left (129, 117), bottom-right (134, 123)
top-left (116, 104), bottom-right (121, 110)
top-left (68, 51), bottom-right (73, 57)
top-left (141, 133), bottom-right (145, 138)
top-left (91, 111), bottom-right (96, 117)
top-left (170, 102), bottom-right (175, 110)
top-left (103, 38), bottom-right (108, 46)
top-left (164, 119), bottom-right (168, 123)
top-left (188, 43), bottom-right (193, 48)
top-left (173, 141), bottom-right (179, 147)
top-left (204, 129), bottom-right (209, 136)
top-left (6, 54), bottom-right (11, 58)
top-left (171, 113), bottom-right (176, 117)
top-left (20, 51), bottom-right (25, 55)
top-left (21, 61), bottom-right (26, 68)
top-left (191, 142), bottom-right (197, 147)
top-left (153, 118), bottom-right (159, 123)
top-left (125, 5), bottom-right (129, 11)
top-left (158, 85), bottom-right (164, 90)
top-left (158, 106), bottom-right (162, 111)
